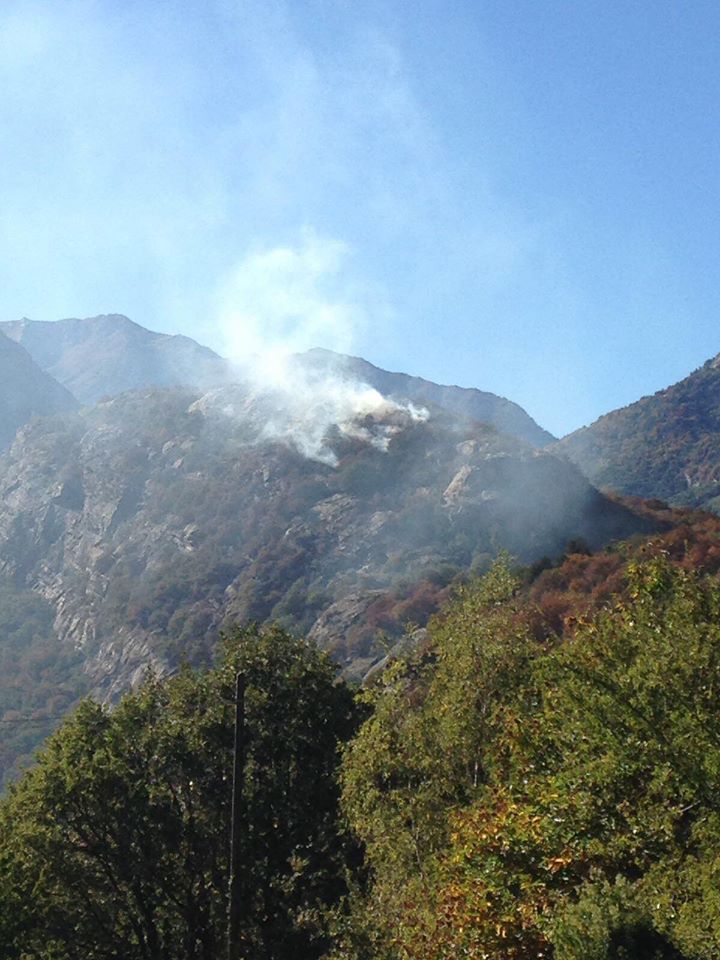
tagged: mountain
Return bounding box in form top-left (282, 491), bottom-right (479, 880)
top-left (296, 348), bottom-right (554, 447)
top-left (0, 382), bottom-right (654, 712)
top-left (556, 355), bottom-right (720, 511)
top-left (0, 314), bottom-right (658, 784)
top-left (3, 316), bottom-right (554, 447)
top-left (0, 331), bottom-right (77, 449)
top-left (0, 315), bottom-right (235, 404)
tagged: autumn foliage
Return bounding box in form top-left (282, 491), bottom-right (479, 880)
top-left (338, 518), bottom-right (720, 959)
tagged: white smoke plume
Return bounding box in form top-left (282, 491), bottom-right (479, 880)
top-left (217, 228), bottom-right (359, 362)
top-left (209, 229), bottom-right (428, 465)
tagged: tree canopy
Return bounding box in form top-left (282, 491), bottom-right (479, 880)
top-left (7, 537), bottom-right (720, 957)
top-left (0, 623), bottom-right (360, 960)
top-left (338, 554), bottom-right (720, 959)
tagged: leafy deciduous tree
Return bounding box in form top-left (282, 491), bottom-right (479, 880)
top-left (0, 624), bottom-right (360, 960)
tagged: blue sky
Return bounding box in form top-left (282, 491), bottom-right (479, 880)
top-left (2, 0), bottom-right (720, 436)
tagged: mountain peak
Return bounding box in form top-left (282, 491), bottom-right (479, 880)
top-left (0, 331), bottom-right (77, 449)
top-left (0, 315), bottom-right (235, 404)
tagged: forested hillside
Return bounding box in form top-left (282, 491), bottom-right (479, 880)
top-left (0, 625), bottom-right (361, 958)
top-left (337, 514), bottom-right (720, 959)
top-left (557, 355), bottom-right (720, 512)
top-left (4, 518), bottom-right (720, 957)
top-left (4, 317), bottom-right (720, 956)
top-left (0, 576), bottom-right (87, 788)
top-left (338, 561), bottom-right (713, 956)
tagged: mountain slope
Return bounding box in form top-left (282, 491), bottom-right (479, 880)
top-left (4, 316), bottom-right (554, 446)
top-left (556, 355), bottom-right (720, 511)
top-left (0, 332), bottom-right (77, 449)
top-left (0, 383), bottom-right (653, 707)
top-left (0, 315), bottom-right (235, 404)
top-left (297, 348), bottom-right (554, 447)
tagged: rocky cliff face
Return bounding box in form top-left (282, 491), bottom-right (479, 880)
top-left (0, 383), bottom-right (655, 703)
top-left (0, 332), bottom-right (77, 450)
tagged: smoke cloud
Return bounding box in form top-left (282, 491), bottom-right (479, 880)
top-left (204, 229), bottom-right (428, 466)
top-left (216, 229), bottom-right (362, 367)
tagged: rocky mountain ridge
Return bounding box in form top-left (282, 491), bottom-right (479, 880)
top-left (0, 312), bottom-right (685, 784)
top-left (3, 315), bottom-right (553, 448)
top-left (0, 315), bottom-right (236, 404)
top-left (295, 348), bottom-right (554, 447)
top-left (0, 331), bottom-right (77, 450)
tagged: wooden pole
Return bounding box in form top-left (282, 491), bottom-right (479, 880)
top-left (227, 671), bottom-right (246, 960)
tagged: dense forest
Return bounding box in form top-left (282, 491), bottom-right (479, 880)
top-left (4, 514), bottom-right (720, 958)
top-left (557, 356), bottom-right (720, 512)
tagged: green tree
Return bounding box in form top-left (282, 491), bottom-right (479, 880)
top-left (0, 624), bottom-right (360, 960)
top-left (339, 557), bottom-right (537, 956)
top-left (411, 557), bottom-right (720, 958)
top-left (339, 555), bottom-right (720, 959)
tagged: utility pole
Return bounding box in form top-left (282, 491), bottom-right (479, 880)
top-left (227, 671), bottom-right (246, 960)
